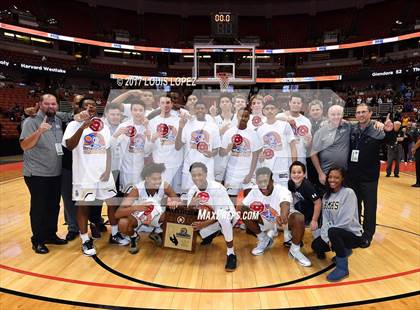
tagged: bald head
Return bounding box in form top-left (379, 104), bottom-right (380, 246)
top-left (328, 105), bottom-right (344, 127)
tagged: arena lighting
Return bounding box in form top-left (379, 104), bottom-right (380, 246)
top-left (30, 37), bottom-right (50, 43)
top-left (104, 49), bottom-right (122, 54)
top-left (184, 55), bottom-right (211, 58)
top-left (4, 32), bottom-right (14, 37)
top-left (0, 22), bottom-right (419, 55)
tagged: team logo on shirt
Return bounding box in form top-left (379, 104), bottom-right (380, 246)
top-left (129, 134), bottom-right (145, 153)
top-left (250, 201), bottom-right (265, 212)
top-left (83, 132), bottom-right (106, 153)
top-left (263, 132), bottom-right (283, 151)
top-left (231, 136), bottom-right (251, 157)
top-left (144, 205), bottom-right (155, 215)
top-left (252, 115), bottom-right (262, 127)
top-left (125, 126), bottom-right (137, 137)
top-left (260, 206), bottom-right (279, 223)
top-left (157, 123), bottom-right (169, 137)
top-left (231, 134), bottom-right (243, 145)
top-left (191, 130), bottom-right (210, 152)
top-left (89, 118), bottom-right (104, 132)
top-left (197, 191), bottom-right (210, 204)
top-left (263, 148), bottom-right (275, 159)
top-left (297, 125), bottom-right (309, 136)
top-left (157, 124), bottom-right (177, 145)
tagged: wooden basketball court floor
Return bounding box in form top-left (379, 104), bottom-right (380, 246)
top-left (0, 171), bottom-right (419, 309)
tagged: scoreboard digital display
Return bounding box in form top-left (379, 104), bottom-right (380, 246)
top-left (211, 12), bottom-right (238, 38)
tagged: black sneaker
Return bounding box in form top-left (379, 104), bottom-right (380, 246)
top-left (149, 232), bottom-right (163, 247)
top-left (109, 232), bottom-right (130, 246)
top-left (82, 239), bottom-right (96, 256)
top-left (394, 175), bottom-right (400, 178)
top-left (385, 174), bottom-right (391, 177)
top-left (65, 231), bottom-right (79, 241)
top-left (201, 231), bottom-right (220, 245)
top-left (129, 236), bottom-right (139, 254)
top-left (283, 240), bottom-right (304, 248)
top-left (360, 237), bottom-right (371, 248)
top-left (412, 184), bottom-right (420, 188)
top-left (89, 223), bottom-right (101, 239)
top-left (225, 254), bottom-right (237, 272)
top-left (316, 252), bottom-right (326, 260)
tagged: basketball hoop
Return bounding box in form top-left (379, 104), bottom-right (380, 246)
top-left (216, 72), bottom-right (232, 92)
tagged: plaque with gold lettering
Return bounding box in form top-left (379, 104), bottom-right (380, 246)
top-left (163, 205), bottom-right (198, 252)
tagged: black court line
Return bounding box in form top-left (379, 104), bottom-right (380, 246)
top-left (92, 254), bottom-right (335, 290)
top-left (92, 222), bottom-right (420, 290)
top-left (376, 223), bottom-right (420, 237)
top-left (1, 287), bottom-right (418, 310)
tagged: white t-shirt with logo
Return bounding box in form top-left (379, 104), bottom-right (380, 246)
top-left (62, 120), bottom-right (111, 186)
top-left (277, 113), bottom-right (311, 164)
top-left (257, 120), bottom-right (295, 175)
top-left (222, 126), bottom-right (262, 179)
top-left (181, 119), bottom-right (221, 176)
top-left (113, 120), bottom-right (151, 175)
top-left (242, 184), bottom-right (293, 222)
top-left (149, 114), bottom-right (183, 169)
top-left (187, 180), bottom-right (234, 213)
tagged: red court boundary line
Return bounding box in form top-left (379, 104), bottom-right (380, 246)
top-left (0, 264), bottom-right (419, 293)
top-left (0, 162), bottom-right (22, 172)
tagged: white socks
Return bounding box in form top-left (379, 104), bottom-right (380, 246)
top-left (227, 247), bottom-right (235, 255)
top-left (290, 242), bottom-right (301, 253)
top-left (80, 233), bottom-right (90, 243)
top-left (111, 225), bottom-right (118, 236)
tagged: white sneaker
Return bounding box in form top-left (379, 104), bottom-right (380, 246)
top-left (289, 248), bottom-right (312, 267)
top-left (267, 228), bottom-right (278, 238)
top-left (82, 239), bottom-right (96, 256)
top-left (252, 236), bottom-right (273, 256)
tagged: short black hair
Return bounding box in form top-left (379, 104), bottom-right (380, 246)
top-left (131, 99), bottom-right (146, 110)
top-left (289, 94), bottom-right (304, 102)
top-left (256, 167), bottom-right (273, 179)
top-left (79, 97), bottom-right (95, 109)
top-left (189, 162), bottom-right (207, 173)
top-left (194, 101), bottom-right (206, 108)
top-left (289, 161), bottom-right (306, 174)
top-left (141, 163), bottom-right (166, 179)
top-left (263, 100), bottom-right (278, 110)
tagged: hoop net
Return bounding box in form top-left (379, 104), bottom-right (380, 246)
top-left (216, 72), bottom-right (232, 92)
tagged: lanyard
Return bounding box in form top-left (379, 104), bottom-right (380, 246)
top-left (354, 126), bottom-right (368, 150)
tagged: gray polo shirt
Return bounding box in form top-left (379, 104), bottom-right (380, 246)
top-left (311, 122), bottom-right (351, 173)
top-left (20, 111), bottom-right (63, 177)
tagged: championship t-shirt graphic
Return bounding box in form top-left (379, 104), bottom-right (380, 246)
top-left (128, 130), bottom-right (146, 154)
top-left (190, 130), bottom-right (210, 152)
top-left (83, 132), bottom-right (106, 154)
top-left (262, 131), bottom-right (283, 158)
top-left (231, 134), bottom-right (251, 157)
top-left (157, 123), bottom-right (177, 145)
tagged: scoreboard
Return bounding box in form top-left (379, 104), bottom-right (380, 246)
top-left (211, 12), bottom-right (238, 38)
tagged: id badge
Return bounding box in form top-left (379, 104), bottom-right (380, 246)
top-left (350, 149), bottom-right (359, 162)
top-left (55, 143), bottom-right (64, 156)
